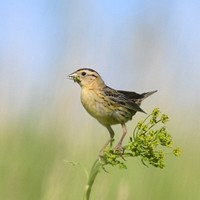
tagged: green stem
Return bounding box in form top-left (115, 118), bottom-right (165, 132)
top-left (83, 159), bottom-right (102, 200)
top-left (133, 113), bottom-right (153, 139)
top-left (147, 119), bottom-right (162, 131)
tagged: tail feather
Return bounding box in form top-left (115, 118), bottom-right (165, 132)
top-left (133, 90), bottom-right (157, 107)
top-left (141, 90), bottom-right (157, 100)
top-left (117, 89), bottom-right (157, 113)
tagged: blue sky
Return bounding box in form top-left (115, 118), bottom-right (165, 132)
top-left (0, 1), bottom-right (200, 116)
top-left (1, 1), bottom-right (199, 72)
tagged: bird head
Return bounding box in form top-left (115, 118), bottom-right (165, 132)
top-left (68, 68), bottom-right (105, 89)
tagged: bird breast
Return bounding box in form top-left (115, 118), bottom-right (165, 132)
top-left (80, 88), bottom-right (132, 125)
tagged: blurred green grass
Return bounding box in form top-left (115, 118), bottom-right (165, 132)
top-left (1, 111), bottom-right (200, 200)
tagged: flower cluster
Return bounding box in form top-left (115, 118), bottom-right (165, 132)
top-left (102, 108), bottom-right (181, 169)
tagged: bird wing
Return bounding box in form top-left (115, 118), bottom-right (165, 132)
top-left (104, 87), bottom-right (145, 113)
top-left (117, 90), bottom-right (143, 99)
top-left (118, 90), bottom-right (157, 105)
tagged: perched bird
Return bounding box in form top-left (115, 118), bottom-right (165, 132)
top-left (68, 68), bottom-right (157, 154)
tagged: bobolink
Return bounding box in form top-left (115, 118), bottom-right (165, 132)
top-left (68, 68), bottom-right (157, 153)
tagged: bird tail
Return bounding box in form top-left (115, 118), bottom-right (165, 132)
top-left (141, 90), bottom-right (157, 100)
top-left (134, 90), bottom-right (157, 108)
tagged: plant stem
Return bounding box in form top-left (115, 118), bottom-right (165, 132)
top-left (83, 159), bottom-right (102, 200)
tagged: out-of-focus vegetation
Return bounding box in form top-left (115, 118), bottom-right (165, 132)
top-left (0, 108), bottom-right (199, 200)
top-left (1, 1), bottom-right (200, 200)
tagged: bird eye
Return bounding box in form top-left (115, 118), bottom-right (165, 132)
top-left (81, 72), bottom-right (86, 76)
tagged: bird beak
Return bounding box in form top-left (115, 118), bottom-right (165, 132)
top-left (68, 72), bottom-right (80, 83)
top-left (68, 72), bottom-right (76, 79)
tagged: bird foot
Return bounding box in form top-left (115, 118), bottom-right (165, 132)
top-left (114, 144), bottom-right (126, 160)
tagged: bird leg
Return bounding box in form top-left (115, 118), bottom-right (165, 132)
top-left (99, 126), bottom-right (115, 157)
top-left (114, 123), bottom-right (127, 155)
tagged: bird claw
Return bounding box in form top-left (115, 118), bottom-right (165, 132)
top-left (114, 144), bottom-right (126, 160)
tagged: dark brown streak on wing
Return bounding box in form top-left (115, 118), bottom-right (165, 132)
top-left (103, 86), bottom-right (145, 113)
top-left (117, 90), bottom-right (143, 99)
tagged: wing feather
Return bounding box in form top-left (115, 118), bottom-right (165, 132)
top-left (104, 87), bottom-right (146, 113)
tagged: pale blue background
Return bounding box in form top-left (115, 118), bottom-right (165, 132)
top-left (1, 1), bottom-right (200, 116)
